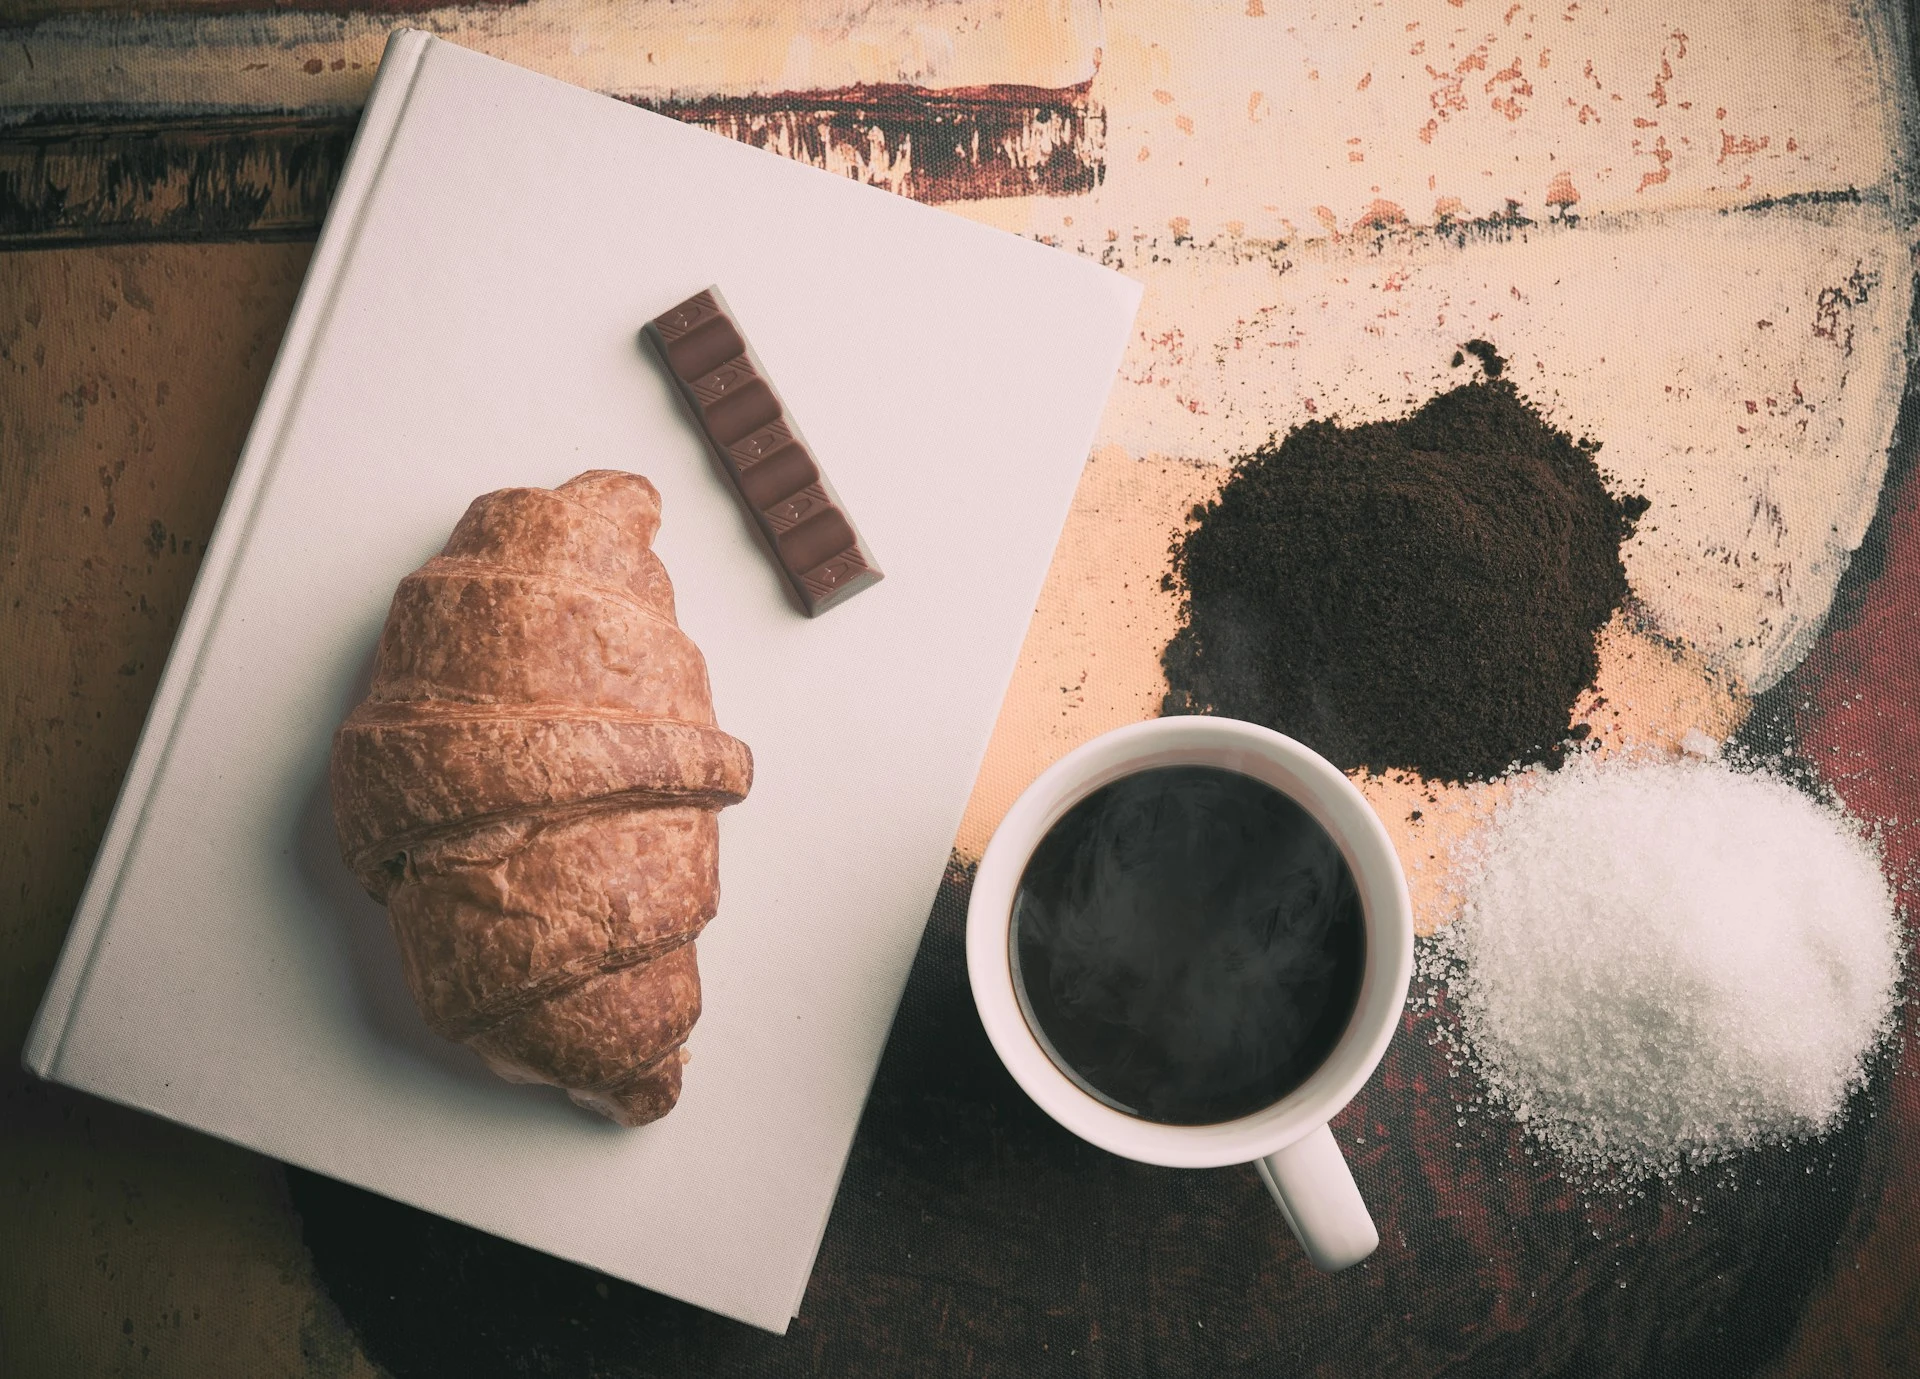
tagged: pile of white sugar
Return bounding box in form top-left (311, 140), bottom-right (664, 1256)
top-left (1431, 754), bottom-right (1903, 1180)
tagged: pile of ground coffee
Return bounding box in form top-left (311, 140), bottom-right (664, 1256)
top-left (1162, 347), bottom-right (1648, 782)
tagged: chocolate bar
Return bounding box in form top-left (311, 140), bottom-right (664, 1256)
top-left (644, 289), bottom-right (884, 616)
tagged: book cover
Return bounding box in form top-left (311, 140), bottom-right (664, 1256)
top-left (24, 29), bottom-right (1140, 1332)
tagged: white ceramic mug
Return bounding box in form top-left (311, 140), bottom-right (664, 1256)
top-left (966, 716), bottom-right (1413, 1270)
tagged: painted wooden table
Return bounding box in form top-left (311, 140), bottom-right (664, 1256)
top-left (4, 2), bottom-right (1918, 1374)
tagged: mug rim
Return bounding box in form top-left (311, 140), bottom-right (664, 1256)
top-left (965, 716), bottom-right (1414, 1170)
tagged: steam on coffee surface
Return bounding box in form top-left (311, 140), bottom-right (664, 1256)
top-left (1011, 765), bottom-right (1365, 1125)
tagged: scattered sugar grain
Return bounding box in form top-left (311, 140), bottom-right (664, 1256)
top-left (1432, 754), bottom-right (1902, 1180)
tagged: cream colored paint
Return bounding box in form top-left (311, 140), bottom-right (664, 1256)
top-left (1066, 208), bottom-right (1911, 694)
top-left (0, 0), bottom-right (1101, 114)
top-left (1055, 0), bottom-right (1905, 240)
top-left (953, 446), bottom-right (1222, 857)
top-left (939, 1), bottom-right (1913, 886)
top-left (8, 0), bottom-right (1901, 227)
top-left (945, 3), bottom-right (1917, 696)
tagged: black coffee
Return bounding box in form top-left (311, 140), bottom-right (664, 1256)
top-left (1010, 764), bottom-right (1365, 1126)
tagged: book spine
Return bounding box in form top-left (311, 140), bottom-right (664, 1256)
top-left (21, 29), bottom-right (436, 1079)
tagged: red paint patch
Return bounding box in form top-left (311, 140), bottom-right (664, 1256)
top-left (1767, 451), bottom-right (1920, 1376)
top-left (1719, 130), bottom-right (1771, 163)
top-left (1636, 135), bottom-right (1673, 192)
top-left (1353, 198), bottom-right (1410, 230)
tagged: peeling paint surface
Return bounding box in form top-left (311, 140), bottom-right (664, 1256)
top-left (941, 0), bottom-right (1919, 872)
top-left (1087, 210), bottom-right (1909, 697)
top-left (4, 0), bottom-right (1920, 1374)
top-left (0, 0), bottom-right (1104, 116)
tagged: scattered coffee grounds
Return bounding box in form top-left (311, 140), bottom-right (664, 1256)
top-left (1428, 754), bottom-right (1901, 1180)
top-left (1162, 346), bottom-right (1648, 782)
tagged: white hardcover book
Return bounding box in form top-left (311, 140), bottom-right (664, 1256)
top-left (24, 30), bottom-right (1140, 1333)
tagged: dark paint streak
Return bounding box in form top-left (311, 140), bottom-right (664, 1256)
top-left (0, 116), bottom-right (355, 247)
top-left (646, 80), bottom-right (1103, 204)
top-left (1719, 187), bottom-right (1866, 215)
top-left (0, 82), bottom-right (1104, 246)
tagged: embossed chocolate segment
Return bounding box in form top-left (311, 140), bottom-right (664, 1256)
top-left (643, 286), bottom-right (883, 616)
top-left (736, 446), bottom-right (819, 510)
top-left (801, 550), bottom-right (869, 600)
top-left (702, 379), bottom-right (782, 446)
top-left (686, 357), bottom-right (758, 400)
top-left (664, 315), bottom-right (747, 381)
top-left (652, 290), bottom-right (726, 340)
top-left (777, 509), bottom-right (858, 575)
top-left (729, 422), bottom-right (795, 468)
top-left (762, 484), bottom-right (832, 534)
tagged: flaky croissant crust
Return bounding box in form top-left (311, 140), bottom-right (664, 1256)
top-left (331, 470), bottom-right (752, 1125)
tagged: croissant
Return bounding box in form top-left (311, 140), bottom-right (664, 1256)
top-left (330, 470), bottom-right (753, 1126)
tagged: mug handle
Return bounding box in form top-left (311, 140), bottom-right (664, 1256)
top-left (1255, 1123), bottom-right (1379, 1270)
